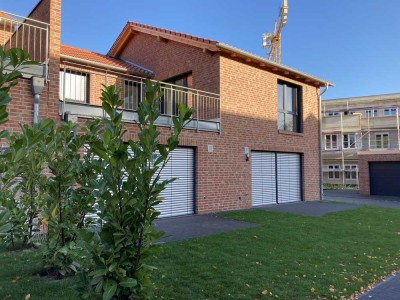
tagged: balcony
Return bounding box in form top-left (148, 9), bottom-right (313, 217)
top-left (0, 11), bottom-right (49, 78)
top-left (322, 114), bottom-right (361, 132)
top-left (360, 115), bottom-right (399, 130)
top-left (59, 62), bottom-right (220, 132)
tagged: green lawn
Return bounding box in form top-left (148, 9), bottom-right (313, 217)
top-left (1, 206), bottom-right (400, 299)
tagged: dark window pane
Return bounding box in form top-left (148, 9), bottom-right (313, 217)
top-left (278, 84), bottom-right (284, 110)
top-left (278, 112), bottom-right (285, 130)
top-left (286, 87), bottom-right (293, 112)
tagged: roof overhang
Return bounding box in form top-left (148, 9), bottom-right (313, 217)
top-left (217, 43), bottom-right (334, 88)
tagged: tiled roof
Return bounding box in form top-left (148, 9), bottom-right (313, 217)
top-left (0, 11), bottom-right (16, 21)
top-left (61, 44), bottom-right (153, 76)
top-left (127, 21), bottom-right (218, 45)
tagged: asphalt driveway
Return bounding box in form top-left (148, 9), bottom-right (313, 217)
top-left (324, 189), bottom-right (400, 208)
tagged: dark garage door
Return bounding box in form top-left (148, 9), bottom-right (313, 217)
top-left (369, 162), bottom-right (400, 196)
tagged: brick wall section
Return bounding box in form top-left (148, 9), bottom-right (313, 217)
top-left (112, 34), bottom-right (321, 213)
top-left (118, 33), bottom-right (220, 93)
top-left (358, 151), bottom-right (400, 195)
top-left (0, 0), bottom-right (61, 136)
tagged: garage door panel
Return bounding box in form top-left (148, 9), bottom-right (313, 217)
top-left (156, 147), bottom-right (194, 217)
top-left (370, 162), bottom-right (400, 197)
top-left (252, 152), bottom-right (301, 206)
top-left (252, 152), bottom-right (276, 206)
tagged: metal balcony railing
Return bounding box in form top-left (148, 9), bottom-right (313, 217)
top-left (0, 11), bottom-right (49, 66)
top-left (60, 62), bottom-right (220, 131)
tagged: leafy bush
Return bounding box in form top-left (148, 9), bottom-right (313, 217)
top-left (79, 81), bottom-right (193, 299)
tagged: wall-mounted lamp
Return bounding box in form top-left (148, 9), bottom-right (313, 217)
top-left (244, 147), bottom-right (250, 161)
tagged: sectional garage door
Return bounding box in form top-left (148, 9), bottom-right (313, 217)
top-left (156, 147), bottom-right (195, 217)
top-left (252, 152), bottom-right (302, 206)
top-left (369, 162), bottom-right (400, 197)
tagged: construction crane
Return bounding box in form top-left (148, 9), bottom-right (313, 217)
top-left (262, 0), bottom-right (288, 64)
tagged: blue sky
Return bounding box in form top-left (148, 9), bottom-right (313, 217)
top-left (2, 0), bottom-right (400, 100)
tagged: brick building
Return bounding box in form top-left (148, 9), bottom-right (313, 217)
top-left (1, 0), bottom-right (333, 217)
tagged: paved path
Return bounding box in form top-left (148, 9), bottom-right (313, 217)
top-left (357, 271), bottom-right (400, 300)
top-left (324, 190), bottom-right (400, 209)
top-left (154, 214), bottom-right (257, 243)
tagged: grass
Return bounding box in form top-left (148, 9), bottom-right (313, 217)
top-left (1, 206), bottom-right (400, 299)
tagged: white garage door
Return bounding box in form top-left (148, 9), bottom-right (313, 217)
top-left (277, 153), bottom-right (301, 203)
top-left (252, 152), bottom-right (301, 206)
top-left (252, 152), bottom-right (276, 206)
top-left (156, 147), bottom-right (195, 217)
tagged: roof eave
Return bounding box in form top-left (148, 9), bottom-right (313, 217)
top-left (217, 43), bottom-right (334, 88)
top-left (60, 54), bottom-right (154, 77)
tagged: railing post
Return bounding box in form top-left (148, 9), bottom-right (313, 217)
top-left (196, 91), bottom-right (199, 131)
top-left (45, 24), bottom-right (49, 81)
top-left (170, 87), bottom-right (173, 129)
top-left (62, 64), bottom-right (66, 120)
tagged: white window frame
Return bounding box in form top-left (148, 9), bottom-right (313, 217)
top-left (375, 132), bottom-right (389, 149)
top-left (342, 133), bottom-right (356, 149)
top-left (328, 165), bottom-right (340, 179)
top-left (344, 164), bottom-right (358, 180)
top-left (383, 108), bottom-right (397, 116)
top-left (325, 134), bottom-right (339, 150)
top-left (365, 109), bottom-right (378, 117)
top-left (59, 70), bottom-right (88, 103)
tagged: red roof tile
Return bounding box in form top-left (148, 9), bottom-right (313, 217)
top-left (0, 11), bottom-right (17, 22)
top-left (61, 44), bottom-right (153, 76)
top-left (127, 21), bottom-right (218, 45)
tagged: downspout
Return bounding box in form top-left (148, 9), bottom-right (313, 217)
top-left (319, 83), bottom-right (329, 200)
top-left (32, 77), bottom-right (45, 124)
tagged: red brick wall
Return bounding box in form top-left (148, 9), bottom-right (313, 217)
top-left (1, 0), bottom-right (61, 136)
top-left (118, 33), bottom-right (220, 93)
top-left (358, 151), bottom-right (400, 195)
top-left (114, 36), bottom-right (321, 213)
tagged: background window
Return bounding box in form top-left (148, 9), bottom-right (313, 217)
top-left (325, 134), bottom-right (338, 150)
top-left (344, 165), bottom-right (358, 180)
top-left (375, 133), bottom-right (389, 149)
top-left (365, 109), bottom-right (378, 117)
top-left (278, 81), bottom-right (301, 132)
top-left (343, 133), bottom-right (356, 149)
top-left (328, 165), bottom-right (340, 179)
top-left (384, 108), bottom-right (397, 116)
top-left (59, 70), bottom-right (88, 103)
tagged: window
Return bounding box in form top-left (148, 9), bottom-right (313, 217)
top-left (59, 70), bottom-right (88, 102)
top-left (278, 81), bottom-right (301, 132)
top-left (161, 73), bottom-right (191, 115)
top-left (328, 165), bottom-right (340, 179)
top-left (344, 165), bottom-right (358, 180)
top-left (343, 133), bottom-right (356, 149)
top-left (325, 134), bottom-right (338, 150)
top-left (384, 108), bottom-right (397, 116)
top-left (327, 112), bottom-right (339, 116)
top-left (375, 133), bottom-right (389, 149)
top-left (365, 109), bottom-right (378, 117)
top-left (123, 80), bottom-right (141, 110)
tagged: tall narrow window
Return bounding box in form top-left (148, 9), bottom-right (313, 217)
top-left (123, 80), bottom-right (141, 111)
top-left (59, 70), bottom-right (88, 103)
top-left (375, 133), bottom-right (389, 149)
top-left (325, 134), bottom-right (338, 150)
top-left (278, 81), bottom-right (301, 132)
top-left (343, 133), bottom-right (356, 149)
